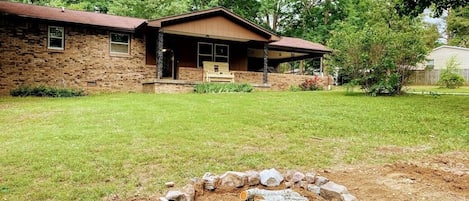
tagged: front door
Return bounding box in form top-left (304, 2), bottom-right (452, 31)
top-left (162, 51), bottom-right (174, 79)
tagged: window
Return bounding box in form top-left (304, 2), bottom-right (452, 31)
top-left (425, 59), bottom-right (435, 70)
top-left (215, 44), bottom-right (229, 62)
top-left (110, 33), bottom-right (130, 54)
top-left (197, 42), bottom-right (229, 67)
top-left (48, 26), bottom-right (64, 50)
top-left (198, 42), bottom-right (213, 67)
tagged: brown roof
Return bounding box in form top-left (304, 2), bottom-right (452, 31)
top-left (148, 7), bottom-right (279, 41)
top-left (0, 1), bottom-right (146, 32)
top-left (270, 37), bottom-right (331, 53)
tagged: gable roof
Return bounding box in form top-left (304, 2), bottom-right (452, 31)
top-left (432, 45), bottom-right (469, 52)
top-left (148, 7), bottom-right (279, 41)
top-left (0, 1), bottom-right (146, 32)
top-left (270, 37), bottom-right (331, 53)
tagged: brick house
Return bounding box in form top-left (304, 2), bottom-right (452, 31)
top-left (0, 1), bottom-right (331, 95)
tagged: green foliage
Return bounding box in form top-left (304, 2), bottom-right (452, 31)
top-left (327, 0), bottom-right (428, 96)
top-left (10, 85), bottom-right (84, 97)
top-left (194, 83), bottom-right (253, 93)
top-left (395, 0), bottom-right (467, 17)
top-left (299, 76), bottom-right (324, 91)
top-left (447, 5), bottom-right (469, 48)
top-left (438, 56), bottom-right (466, 89)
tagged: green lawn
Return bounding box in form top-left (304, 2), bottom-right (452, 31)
top-left (405, 85), bottom-right (469, 94)
top-left (1, 91), bottom-right (468, 200)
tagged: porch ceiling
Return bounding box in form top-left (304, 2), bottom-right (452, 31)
top-left (248, 48), bottom-right (309, 60)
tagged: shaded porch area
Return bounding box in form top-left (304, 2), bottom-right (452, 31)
top-left (142, 7), bottom-right (332, 93)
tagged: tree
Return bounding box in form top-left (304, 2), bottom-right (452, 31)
top-left (447, 5), bottom-right (469, 47)
top-left (395, 0), bottom-right (468, 17)
top-left (327, 0), bottom-right (428, 95)
top-left (108, 0), bottom-right (190, 19)
top-left (422, 23), bottom-right (442, 49)
top-left (257, 0), bottom-right (299, 33)
top-left (282, 0), bottom-right (348, 43)
top-left (218, 0), bottom-right (261, 22)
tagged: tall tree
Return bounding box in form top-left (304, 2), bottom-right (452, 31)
top-left (447, 5), bottom-right (469, 47)
top-left (283, 0), bottom-right (348, 43)
top-left (257, 0), bottom-right (299, 33)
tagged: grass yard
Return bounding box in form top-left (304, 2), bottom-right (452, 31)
top-left (405, 85), bottom-right (469, 94)
top-left (1, 91), bottom-right (468, 200)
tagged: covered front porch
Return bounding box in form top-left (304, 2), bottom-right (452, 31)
top-left (142, 7), bottom-right (331, 93)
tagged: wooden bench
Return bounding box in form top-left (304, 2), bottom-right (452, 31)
top-left (203, 61), bottom-right (235, 83)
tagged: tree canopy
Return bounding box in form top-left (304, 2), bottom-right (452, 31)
top-left (395, 0), bottom-right (468, 17)
top-left (447, 5), bottom-right (469, 47)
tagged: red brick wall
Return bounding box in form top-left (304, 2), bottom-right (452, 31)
top-left (178, 68), bottom-right (332, 91)
top-left (0, 17), bottom-right (154, 95)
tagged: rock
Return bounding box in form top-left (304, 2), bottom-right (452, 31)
top-left (285, 170), bottom-right (305, 183)
top-left (245, 170), bottom-right (260, 186)
top-left (202, 172), bottom-right (219, 190)
top-left (165, 181), bottom-right (175, 188)
top-left (159, 197), bottom-right (169, 201)
top-left (165, 190), bottom-right (186, 201)
top-left (219, 171), bottom-right (246, 189)
top-left (341, 193), bottom-right (359, 201)
top-left (307, 184), bottom-right (321, 195)
top-left (182, 184), bottom-right (195, 201)
top-left (190, 178), bottom-right (204, 197)
top-left (240, 188), bottom-right (308, 201)
top-left (298, 181), bottom-right (308, 189)
top-left (292, 171), bottom-right (305, 183)
top-left (284, 181), bottom-right (294, 188)
top-left (305, 172), bottom-right (316, 183)
top-left (259, 168), bottom-right (284, 187)
top-left (315, 176), bottom-right (329, 186)
top-left (320, 181), bottom-right (349, 200)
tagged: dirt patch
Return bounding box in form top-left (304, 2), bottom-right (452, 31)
top-left (323, 152), bottom-right (469, 201)
top-left (111, 152), bottom-right (469, 201)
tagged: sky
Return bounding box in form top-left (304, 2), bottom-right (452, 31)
top-left (423, 8), bottom-right (447, 44)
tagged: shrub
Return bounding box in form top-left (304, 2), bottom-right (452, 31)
top-left (438, 56), bottom-right (465, 89)
top-left (194, 83), bottom-right (253, 93)
top-left (299, 76), bottom-right (324, 91)
top-left (10, 85), bottom-right (84, 97)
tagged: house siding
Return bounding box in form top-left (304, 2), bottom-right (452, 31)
top-left (0, 17), bottom-right (154, 95)
top-left (427, 47), bottom-right (469, 70)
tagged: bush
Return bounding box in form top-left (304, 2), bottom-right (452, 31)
top-left (438, 73), bottom-right (465, 89)
top-left (299, 76), bottom-right (324, 91)
top-left (10, 85), bottom-right (84, 97)
top-left (438, 56), bottom-right (465, 89)
top-left (194, 83), bottom-right (253, 93)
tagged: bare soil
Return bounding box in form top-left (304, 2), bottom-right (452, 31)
top-left (119, 152), bottom-right (469, 201)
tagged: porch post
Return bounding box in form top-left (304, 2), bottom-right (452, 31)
top-left (157, 30), bottom-right (164, 79)
top-left (263, 43), bottom-right (268, 84)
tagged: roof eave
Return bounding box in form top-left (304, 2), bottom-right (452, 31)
top-left (2, 13), bottom-right (143, 33)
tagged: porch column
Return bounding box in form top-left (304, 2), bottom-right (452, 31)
top-left (263, 43), bottom-right (268, 84)
top-left (156, 30), bottom-right (164, 79)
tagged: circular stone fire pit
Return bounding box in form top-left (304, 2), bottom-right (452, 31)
top-left (159, 168), bottom-right (358, 201)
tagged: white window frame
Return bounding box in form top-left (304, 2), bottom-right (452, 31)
top-left (197, 42), bottom-right (213, 68)
top-left (214, 44), bottom-right (229, 63)
top-left (110, 32), bottom-right (130, 55)
top-left (48, 26), bottom-right (64, 50)
top-left (197, 42), bottom-right (229, 68)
